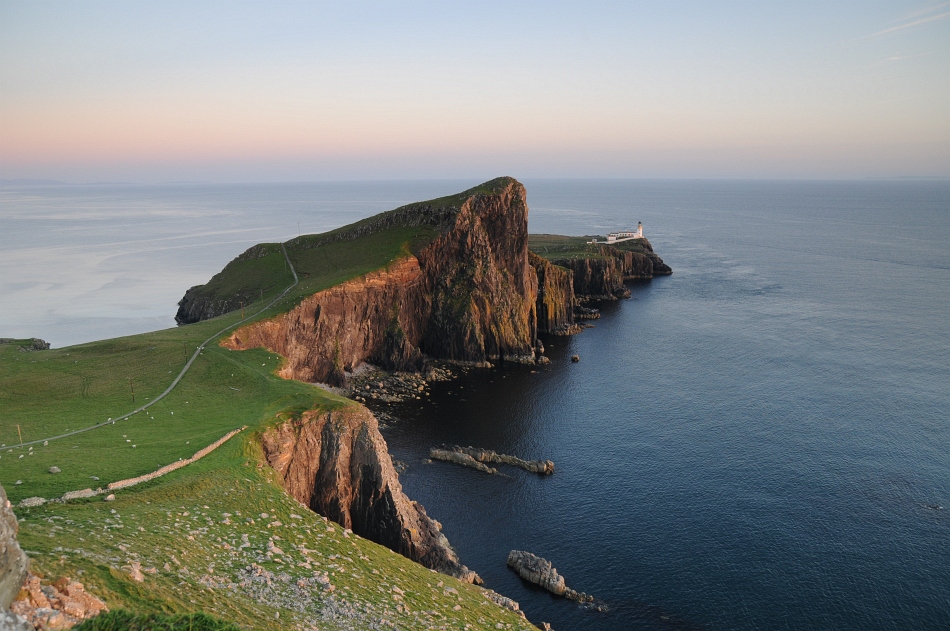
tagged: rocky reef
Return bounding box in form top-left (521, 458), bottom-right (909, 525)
top-left (261, 407), bottom-right (481, 584)
top-left (506, 550), bottom-right (598, 606)
top-left (430, 446), bottom-right (554, 475)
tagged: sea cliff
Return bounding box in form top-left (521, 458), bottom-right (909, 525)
top-left (222, 178), bottom-right (542, 384)
top-left (182, 178), bottom-right (670, 584)
top-left (260, 407), bottom-right (480, 583)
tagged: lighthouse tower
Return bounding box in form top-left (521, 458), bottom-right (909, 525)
top-left (636, 221), bottom-right (643, 238)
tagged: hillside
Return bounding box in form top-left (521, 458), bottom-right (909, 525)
top-left (0, 178), bottom-right (548, 631)
top-left (2, 178), bottom-right (670, 630)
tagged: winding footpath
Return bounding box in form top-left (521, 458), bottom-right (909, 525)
top-left (18, 243), bottom-right (299, 448)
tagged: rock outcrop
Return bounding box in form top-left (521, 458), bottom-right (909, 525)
top-left (529, 253), bottom-right (578, 335)
top-left (554, 256), bottom-right (630, 301)
top-left (261, 406), bottom-right (481, 584)
top-left (11, 574), bottom-right (108, 629)
top-left (507, 550), bottom-right (569, 596)
top-left (0, 338), bottom-right (50, 352)
top-left (429, 449), bottom-right (497, 474)
top-left (551, 239), bottom-right (671, 301)
top-left (222, 178), bottom-right (540, 384)
top-left (1, 484), bottom-right (28, 612)
top-left (433, 446), bottom-right (554, 475)
top-left (506, 550), bottom-right (596, 604)
top-left (175, 244), bottom-right (286, 325)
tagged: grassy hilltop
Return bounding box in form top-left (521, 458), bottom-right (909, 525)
top-left (528, 233), bottom-right (656, 260)
top-left (0, 180), bottom-right (539, 630)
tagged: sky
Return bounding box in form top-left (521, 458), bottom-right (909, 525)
top-left (1, 0), bottom-right (948, 181)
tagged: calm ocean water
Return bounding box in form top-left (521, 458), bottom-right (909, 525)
top-left (2, 179), bottom-right (948, 629)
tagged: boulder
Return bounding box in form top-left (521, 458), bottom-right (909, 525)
top-left (506, 550), bottom-right (566, 596)
top-left (0, 484), bottom-right (29, 610)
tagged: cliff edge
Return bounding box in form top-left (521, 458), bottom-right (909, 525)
top-left (222, 177), bottom-right (541, 384)
top-left (261, 407), bottom-right (480, 583)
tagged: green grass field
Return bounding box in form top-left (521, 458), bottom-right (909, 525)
top-left (1, 186), bottom-right (539, 630)
top-left (17, 435), bottom-right (533, 630)
top-left (528, 233), bottom-right (654, 261)
top-left (0, 224), bottom-right (431, 504)
top-left (527, 234), bottom-right (606, 260)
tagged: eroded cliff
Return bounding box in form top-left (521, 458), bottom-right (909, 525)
top-left (551, 240), bottom-right (671, 301)
top-left (529, 253), bottom-right (576, 334)
top-left (223, 178), bottom-right (540, 384)
top-left (260, 406), bottom-right (480, 583)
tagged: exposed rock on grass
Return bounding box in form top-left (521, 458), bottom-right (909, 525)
top-left (11, 573), bottom-right (108, 629)
top-left (1, 484), bottom-right (29, 610)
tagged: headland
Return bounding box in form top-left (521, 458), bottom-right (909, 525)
top-left (0, 177), bottom-right (669, 630)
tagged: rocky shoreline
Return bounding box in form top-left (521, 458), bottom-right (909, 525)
top-left (188, 177), bottom-right (669, 625)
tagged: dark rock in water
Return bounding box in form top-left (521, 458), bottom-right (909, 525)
top-left (507, 550), bottom-right (568, 596)
top-left (452, 446), bottom-right (554, 475)
top-left (507, 550), bottom-right (602, 608)
top-left (571, 355), bottom-right (580, 363)
top-left (429, 449), bottom-right (497, 474)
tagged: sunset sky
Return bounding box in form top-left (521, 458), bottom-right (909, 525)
top-left (1, 1), bottom-right (948, 182)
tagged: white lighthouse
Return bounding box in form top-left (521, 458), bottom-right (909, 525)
top-left (600, 222), bottom-right (645, 244)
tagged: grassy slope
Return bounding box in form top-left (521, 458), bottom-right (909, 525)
top-left (1, 185), bottom-right (536, 630)
top-left (183, 176), bottom-right (516, 319)
top-left (17, 436), bottom-right (531, 630)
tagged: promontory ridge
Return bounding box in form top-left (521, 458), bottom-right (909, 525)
top-left (0, 177), bottom-right (669, 630)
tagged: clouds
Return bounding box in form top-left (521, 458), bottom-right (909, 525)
top-left (870, 4), bottom-right (950, 37)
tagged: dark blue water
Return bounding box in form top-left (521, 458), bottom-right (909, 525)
top-left (3, 179), bottom-right (948, 629)
top-left (379, 180), bottom-right (950, 630)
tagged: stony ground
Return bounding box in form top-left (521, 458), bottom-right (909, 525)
top-left (13, 436), bottom-right (539, 631)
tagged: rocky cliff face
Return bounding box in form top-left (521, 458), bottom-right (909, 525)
top-left (261, 407), bottom-right (480, 584)
top-left (552, 256), bottom-right (630, 301)
top-left (637, 238), bottom-right (673, 276)
top-left (223, 178), bottom-right (539, 384)
top-left (1, 484), bottom-right (28, 611)
top-left (175, 244), bottom-right (286, 325)
top-left (223, 257), bottom-right (426, 386)
top-left (528, 253), bottom-right (576, 334)
top-left (551, 239), bottom-right (671, 301)
top-left (416, 180), bottom-right (538, 362)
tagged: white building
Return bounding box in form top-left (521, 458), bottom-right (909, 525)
top-left (602, 221), bottom-right (644, 243)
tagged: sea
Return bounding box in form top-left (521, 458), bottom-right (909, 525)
top-left (1, 179), bottom-right (948, 630)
